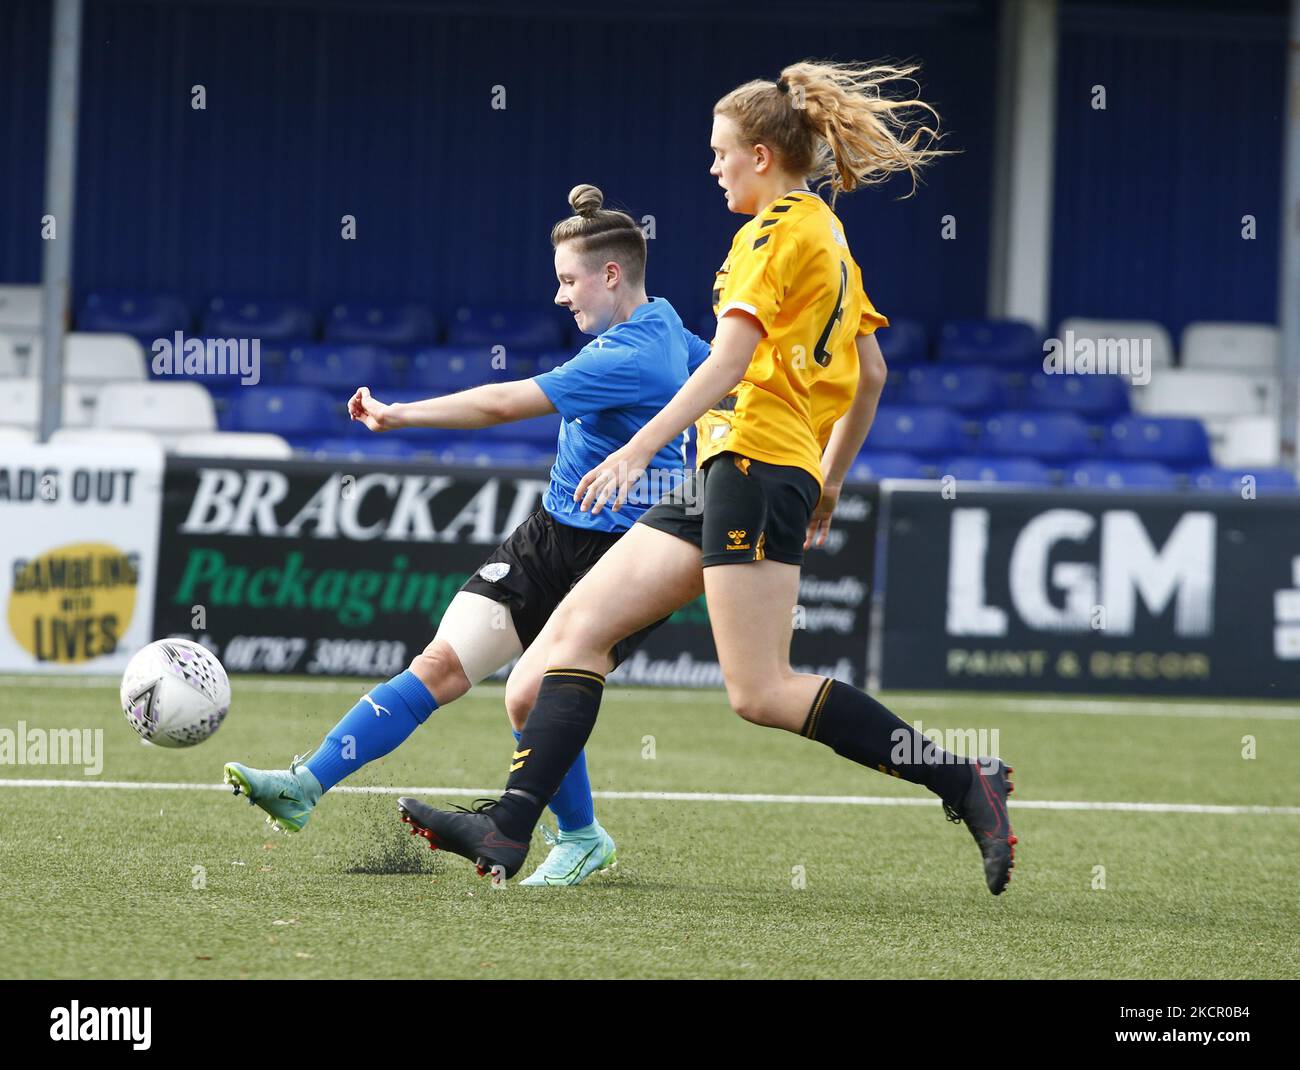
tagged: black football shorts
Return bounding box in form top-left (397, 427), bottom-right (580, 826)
top-left (637, 451), bottom-right (822, 567)
top-left (459, 506), bottom-right (667, 665)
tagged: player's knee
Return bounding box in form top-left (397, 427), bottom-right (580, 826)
top-left (727, 683), bottom-right (783, 727)
top-left (547, 604), bottom-right (608, 662)
top-left (504, 674), bottom-right (540, 731)
top-left (409, 640), bottom-right (470, 704)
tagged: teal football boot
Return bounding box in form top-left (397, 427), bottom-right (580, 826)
top-left (223, 756), bottom-right (323, 834)
top-left (518, 822), bottom-right (617, 886)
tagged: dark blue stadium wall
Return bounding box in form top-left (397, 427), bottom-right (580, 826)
top-left (0, 0), bottom-right (999, 337)
top-left (1050, 3), bottom-right (1288, 338)
top-left (0, 1), bottom-right (1287, 340)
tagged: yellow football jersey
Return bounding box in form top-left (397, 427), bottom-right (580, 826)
top-left (697, 190), bottom-right (888, 485)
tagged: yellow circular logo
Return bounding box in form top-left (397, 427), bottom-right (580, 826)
top-left (8, 542), bottom-right (138, 663)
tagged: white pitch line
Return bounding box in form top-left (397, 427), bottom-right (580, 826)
top-left (886, 696), bottom-right (1300, 721)
top-left (2, 675), bottom-right (1299, 720)
top-left (0, 777), bottom-right (1297, 816)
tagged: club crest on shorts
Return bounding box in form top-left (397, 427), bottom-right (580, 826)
top-left (479, 562), bottom-right (511, 583)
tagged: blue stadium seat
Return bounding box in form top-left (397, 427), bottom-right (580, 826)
top-left (203, 296), bottom-right (315, 342)
top-left (981, 410), bottom-right (1092, 462)
top-left (879, 368), bottom-right (909, 406)
top-left (874, 318), bottom-right (928, 365)
top-left (1105, 416), bottom-right (1211, 467)
top-left (499, 353), bottom-right (539, 380)
top-left (304, 436), bottom-right (412, 461)
top-left (433, 440), bottom-right (552, 468)
top-left (246, 339), bottom-right (301, 385)
top-left (1066, 460), bottom-right (1177, 489)
top-left (864, 405), bottom-right (966, 457)
top-left (407, 346), bottom-right (534, 392)
top-left (1189, 467), bottom-right (1298, 494)
top-left (904, 364), bottom-right (1009, 413)
top-left (228, 386), bottom-right (343, 437)
top-left (206, 383), bottom-right (245, 431)
top-left (534, 350), bottom-right (571, 375)
top-left (938, 320), bottom-right (1041, 365)
top-left (280, 343), bottom-right (397, 391)
top-left (78, 291), bottom-right (191, 342)
top-left (324, 301), bottom-right (438, 346)
top-left (942, 456), bottom-right (1054, 485)
top-left (1024, 372), bottom-right (1129, 417)
top-left (446, 304), bottom-right (564, 350)
top-left (481, 413), bottom-right (563, 446)
top-left (846, 451), bottom-right (930, 481)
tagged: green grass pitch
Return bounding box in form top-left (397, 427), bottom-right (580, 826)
top-left (1, 675), bottom-right (1297, 979)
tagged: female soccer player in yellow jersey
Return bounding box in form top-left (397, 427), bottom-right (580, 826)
top-left (397, 60), bottom-right (1018, 895)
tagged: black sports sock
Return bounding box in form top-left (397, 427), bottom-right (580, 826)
top-left (490, 668), bottom-right (605, 842)
top-left (802, 679), bottom-right (974, 804)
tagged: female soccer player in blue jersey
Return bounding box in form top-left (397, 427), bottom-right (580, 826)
top-left (223, 184), bottom-right (710, 886)
top-left (397, 62), bottom-right (1017, 896)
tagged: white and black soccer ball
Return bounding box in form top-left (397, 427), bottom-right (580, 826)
top-left (120, 639), bottom-right (231, 748)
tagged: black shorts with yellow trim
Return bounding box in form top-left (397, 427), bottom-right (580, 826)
top-left (636, 451), bottom-right (821, 567)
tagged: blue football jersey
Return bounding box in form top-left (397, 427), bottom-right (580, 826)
top-left (534, 297), bottom-right (709, 532)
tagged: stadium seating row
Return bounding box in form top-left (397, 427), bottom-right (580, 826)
top-left (876, 315), bottom-right (1280, 372)
top-left (0, 286), bottom-right (576, 350)
top-left (0, 284), bottom-right (1282, 372)
top-left (0, 377), bottom-right (564, 453)
top-left (0, 332), bottom-right (570, 394)
top-left (4, 405), bottom-right (1290, 493)
top-left (0, 422), bottom-right (558, 468)
top-left (847, 451), bottom-right (1298, 493)
top-left (865, 406), bottom-right (1221, 466)
top-left (2, 333), bottom-right (1280, 432)
top-left (0, 283), bottom-right (1290, 485)
top-left (0, 372), bottom-right (1283, 476)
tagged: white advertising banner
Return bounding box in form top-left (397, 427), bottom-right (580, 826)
top-left (0, 444), bottom-right (164, 674)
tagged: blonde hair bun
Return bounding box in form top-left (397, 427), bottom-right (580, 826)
top-left (568, 184), bottom-right (605, 218)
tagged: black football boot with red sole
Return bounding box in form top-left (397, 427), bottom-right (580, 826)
top-left (944, 757), bottom-right (1018, 895)
top-left (398, 796), bottom-right (530, 884)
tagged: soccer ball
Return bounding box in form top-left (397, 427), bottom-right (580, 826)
top-left (120, 639), bottom-right (231, 748)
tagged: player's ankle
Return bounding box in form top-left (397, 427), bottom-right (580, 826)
top-left (492, 788), bottom-right (545, 842)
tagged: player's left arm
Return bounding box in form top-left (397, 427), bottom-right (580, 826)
top-left (576, 312), bottom-right (760, 513)
top-left (805, 333), bottom-right (888, 549)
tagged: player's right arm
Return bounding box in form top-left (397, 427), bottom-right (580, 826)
top-left (348, 379), bottom-right (555, 432)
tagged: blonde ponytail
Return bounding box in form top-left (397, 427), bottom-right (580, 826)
top-left (716, 59), bottom-right (952, 203)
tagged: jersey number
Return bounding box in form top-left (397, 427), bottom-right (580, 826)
top-left (812, 260), bottom-right (849, 367)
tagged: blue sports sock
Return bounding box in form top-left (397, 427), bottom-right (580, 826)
top-left (513, 728), bottom-right (596, 833)
top-left (306, 671), bottom-right (437, 792)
